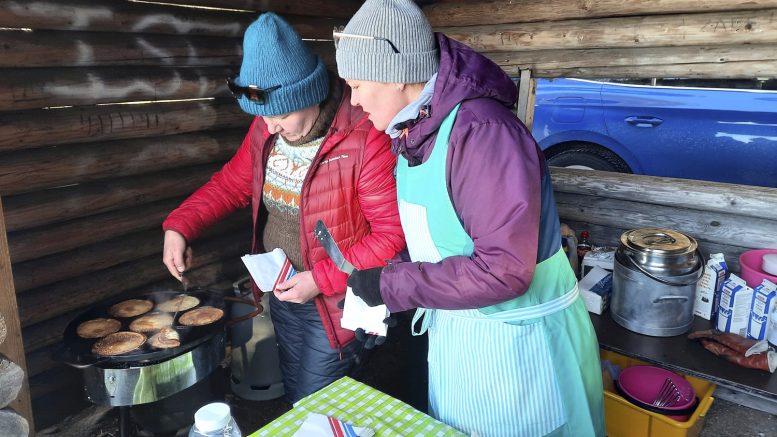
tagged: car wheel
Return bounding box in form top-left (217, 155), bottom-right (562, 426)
top-left (546, 144), bottom-right (632, 173)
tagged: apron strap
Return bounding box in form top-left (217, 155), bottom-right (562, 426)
top-left (410, 285), bottom-right (580, 334)
top-left (481, 284), bottom-right (580, 322)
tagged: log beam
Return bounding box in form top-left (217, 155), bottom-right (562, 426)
top-left (2, 164), bottom-right (219, 232)
top-left (0, 99), bottom-right (250, 153)
top-left (0, 197), bottom-right (34, 428)
top-left (169, 0), bottom-right (362, 19)
top-left (441, 9), bottom-right (777, 52)
top-left (12, 213), bottom-right (249, 292)
top-left (0, 30), bottom-right (242, 68)
top-left (0, 67), bottom-right (235, 111)
top-left (0, 0), bottom-right (344, 39)
top-left (424, 0), bottom-right (777, 27)
top-left (485, 44), bottom-right (777, 78)
top-left (0, 128), bottom-right (243, 196)
top-left (513, 61), bottom-right (777, 79)
top-left (555, 192), bottom-right (777, 251)
top-left (550, 168), bottom-right (777, 222)
top-left (7, 198), bottom-right (182, 263)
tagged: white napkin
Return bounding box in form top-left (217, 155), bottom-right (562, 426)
top-left (292, 412), bottom-right (374, 437)
top-left (241, 248), bottom-right (296, 292)
top-left (340, 288), bottom-right (389, 337)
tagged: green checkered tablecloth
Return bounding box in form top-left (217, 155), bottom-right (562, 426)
top-left (249, 377), bottom-right (466, 437)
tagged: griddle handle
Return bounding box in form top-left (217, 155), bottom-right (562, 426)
top-left (223, 296), bottom-right (263, 327)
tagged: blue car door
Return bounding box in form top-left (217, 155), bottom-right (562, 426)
top-left (601, 82), bottom-right (777, 187)
top-left (533, 79), bottom-right (607, 148)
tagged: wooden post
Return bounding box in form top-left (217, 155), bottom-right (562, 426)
top-left (0, 196), bottom-right (34, 430)
top-left (516, 69), bottom-right (537, 131)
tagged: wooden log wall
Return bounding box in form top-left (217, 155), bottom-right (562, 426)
top-left (552, 168), bottom-right (777, 273)
top-left (423, 0), bottom-right (777, 78)
top-left (0, 0), bottom-right (351, 430)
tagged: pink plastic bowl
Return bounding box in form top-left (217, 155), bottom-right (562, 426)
top-left (740, 249), bottom-right (777, 288)
top-left (618, 365), bottom-right (696, 421)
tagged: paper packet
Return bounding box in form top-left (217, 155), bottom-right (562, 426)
top-left (240, 248), bottom-right (296, 297)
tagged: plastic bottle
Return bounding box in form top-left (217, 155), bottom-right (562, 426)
top-left (576, 231), bottom-right (592, 276)
top-left (561, 235), bottom-right (579, 276)
top-left (189, 402), bottom-right (242, 437)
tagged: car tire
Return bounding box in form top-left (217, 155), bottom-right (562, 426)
top-left (546, 144), bottom-right (632, 173)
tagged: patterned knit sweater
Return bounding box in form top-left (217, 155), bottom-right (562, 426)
top-left (261, 76), bottom-right (341, 271)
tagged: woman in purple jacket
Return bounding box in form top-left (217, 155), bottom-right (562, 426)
top-left (334, 1), bottom-right (604, 436)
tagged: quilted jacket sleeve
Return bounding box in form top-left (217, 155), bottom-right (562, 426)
top-left (312, 127), bottom-right (406, 296)
top-left (162, 118), bottom-right (261, 241)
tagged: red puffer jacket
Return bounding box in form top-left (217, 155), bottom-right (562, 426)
top-left (163, 85), bottom-right (405, 349)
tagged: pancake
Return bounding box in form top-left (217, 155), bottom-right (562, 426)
top-left (91, 331), bottom-right (146, 356)
top-left (179, 306), bottom-right (224, 326)
top-left (108, 299), bottom-right (153, 318)
top-left (148, 326), bottom-right (181, 349)
top-left (155, 294), bottom-right (200, 313)
top-left (76, 318), bottom-right (122, 339)
top-left (129, 312), bottom-right (174, 333)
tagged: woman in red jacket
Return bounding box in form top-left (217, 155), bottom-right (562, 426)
top-left (161, 13), bottom-right (404, 402)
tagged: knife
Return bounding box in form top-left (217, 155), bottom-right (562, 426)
top-left (314, 220), bottom-right (355, 275)
top-left (315, 220), bottom-right (388, 336)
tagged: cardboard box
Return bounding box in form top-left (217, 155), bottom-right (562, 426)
top-left (581, 248), bottom-right (615, 278)
top-left (579, 266), bottom-right (613, 315)
top-left (717, 274), bottom-right (755, 336)
top-left (747, 279), bottom-right (777, 340)
top-left (693, 253), bottom-right (727, 320)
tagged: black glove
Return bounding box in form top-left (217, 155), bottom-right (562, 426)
top-left (346, 267), bottom-right (384, 306)
top-left (355, 316), bottom-right (398, 349)
top-left (334, 302), bottom-right (396, 349)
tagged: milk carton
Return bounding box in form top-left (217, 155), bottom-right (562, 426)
top-left (693, 253), bottom-right (728, 320)
top-left (578, 266), bottom-right (613, 315)
top-left (717, 274), bottom-right (755, 336)
top-left (747, 279), bottom-right (777, 340)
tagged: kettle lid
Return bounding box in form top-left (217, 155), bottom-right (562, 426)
top-left (620, 228), bottom-right (698, 256)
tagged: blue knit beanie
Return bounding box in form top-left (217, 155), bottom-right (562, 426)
top-left (235, 13), bottom-right (329, 116)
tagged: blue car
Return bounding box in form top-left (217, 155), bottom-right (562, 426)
top-left (532, 78), bottom-right (777, 188)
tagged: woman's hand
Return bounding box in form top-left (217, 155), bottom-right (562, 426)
top-left (162, 230), bottom-right (192, 281)
top-left (274, 271), bottom-right (321, 303)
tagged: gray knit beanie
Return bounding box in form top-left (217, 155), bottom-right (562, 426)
top-left (335, 0), bottom-right (439, 83)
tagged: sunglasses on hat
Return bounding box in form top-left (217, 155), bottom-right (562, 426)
top-left (332, 25), bottom-right (400, 54)
top-left (226, 77), bottom-right (280, 104)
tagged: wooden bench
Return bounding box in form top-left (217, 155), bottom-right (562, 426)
top-left (551, 167), bottom-right (777, 412)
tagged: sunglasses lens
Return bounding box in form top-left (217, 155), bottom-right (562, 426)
top-left (226, 77), bottom-right (275, 104)
top-left (246, 88), bottom-right (265, 104)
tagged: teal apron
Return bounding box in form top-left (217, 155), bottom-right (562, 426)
top-left (396, 104), bottom-right (604, 437)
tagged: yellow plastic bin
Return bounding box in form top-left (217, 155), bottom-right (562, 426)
top-left (600, 349), bottom-right (715, 437)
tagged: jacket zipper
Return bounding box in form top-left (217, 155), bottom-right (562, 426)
top-left (300, 124), bottom-right (345, 355)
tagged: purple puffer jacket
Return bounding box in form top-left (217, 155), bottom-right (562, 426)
top-left (380, 33), bottom-right (550, 313)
